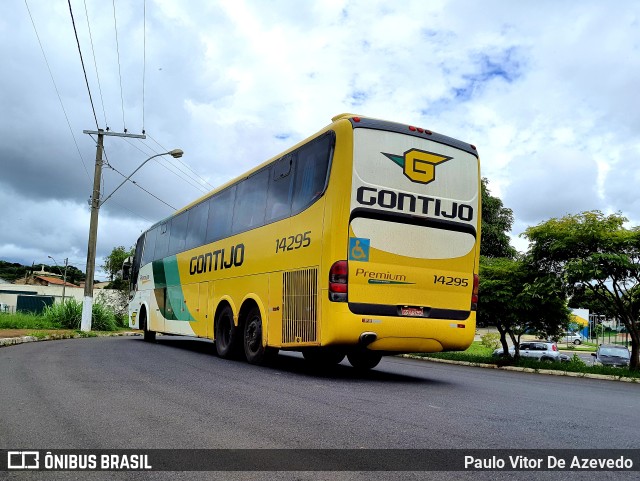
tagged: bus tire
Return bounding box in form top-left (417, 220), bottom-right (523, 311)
top-left (215, 306), bottom-right (239, 358)
top-left (302, 349), bottom-right (345, 367)
top-left (347, 350), bottom-right (382, 370)
top-left (141, 312), bottom-right (155, 342)
top-left (243, 307), bottom-right (277, 365)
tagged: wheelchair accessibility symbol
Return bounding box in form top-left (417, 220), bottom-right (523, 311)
top-left (349, 237), bottom-right (370, 262)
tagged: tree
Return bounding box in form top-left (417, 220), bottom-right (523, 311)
top-left (102, 246), bottom-right (134, 282)
top-left (479, 256), bottom-right (571, 359)
top-left (64, 265), bottom-right (85, 285)
top-left (481, 178), bottom-right (517, 259)
top-left (524, 211), bottom-right (640, 370)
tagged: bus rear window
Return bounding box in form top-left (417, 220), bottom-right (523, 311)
top-left (291, 132), bottom-right (333, 213)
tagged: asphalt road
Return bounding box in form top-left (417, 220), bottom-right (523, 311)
top-left (1, 336), bottom-right (638, 481)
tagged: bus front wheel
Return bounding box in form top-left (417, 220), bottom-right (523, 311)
top-left (243, 307), bottom-right (277, 365)
top-left (141, 312), bottom-right (155, 342)
top-left (347, 350), bottom-right (382, 370)
top-left (215, 306), bottom-right (239, 358)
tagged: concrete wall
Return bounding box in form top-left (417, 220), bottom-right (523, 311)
top-left (0, 283), bottom-right (122, 313)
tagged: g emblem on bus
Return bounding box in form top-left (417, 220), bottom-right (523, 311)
top-left (383, 149), bottom-right (452, 185)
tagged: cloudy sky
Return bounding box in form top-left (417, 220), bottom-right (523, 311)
top-left (1, 0), bottom-right (639, 280)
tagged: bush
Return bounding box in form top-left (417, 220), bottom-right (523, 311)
top-left (567, 353), bottom-right (586, 368)
top-left (91, 300), bottom-right (118, 331)
top-left (480, 332), bottom-right (500, 350)
top-left (42, 299), bottom-right (82, 329)
top-left (114, 312), bottom-right (128, 329)
top-left (41, 299), bottom-right (118, 331)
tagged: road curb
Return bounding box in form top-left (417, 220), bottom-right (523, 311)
top-left (0, 331), bottom-right (141, 348)
top-left (400, 354), bottom-right (639, 383)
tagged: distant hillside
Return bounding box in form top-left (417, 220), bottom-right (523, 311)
top-left (0, 261), bottom-right (31, 283)
top-left (0, 260), bottom-right (85, 284)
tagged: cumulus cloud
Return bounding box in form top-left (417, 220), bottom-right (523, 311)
top-left (1, 0), bottom-right (640, 274)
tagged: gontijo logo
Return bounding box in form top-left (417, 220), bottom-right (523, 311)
top-left (382, 149), bottom-right (452, 185)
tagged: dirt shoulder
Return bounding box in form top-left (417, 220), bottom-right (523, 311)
top-left (0, 329), bottom-right (140, 339)
top-left (0, 329), bottom-right (79, 338)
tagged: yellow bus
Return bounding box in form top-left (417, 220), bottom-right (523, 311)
top-left (125, 113), bottom-right (481, 370)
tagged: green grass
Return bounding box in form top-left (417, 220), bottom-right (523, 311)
top-left (0, 308), bottom-right (129, 333)
top-left (413, 341), bottom-right (640, 380)
top-left (0, 312), bottom-right (61, 329)
top-left (421, 342), bottom-right (495, 364)
top-left (26, 331), bottom-right (50, 340)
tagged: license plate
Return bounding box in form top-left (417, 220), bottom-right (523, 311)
top-left (400, 306), bottom-right (423, 317)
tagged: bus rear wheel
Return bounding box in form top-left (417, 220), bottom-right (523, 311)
top-left (347, 350), bottom-right (382, 370)
top-left (243, 307), bottom-right (277, 365)
top-left (215, 306), bottom-right (239, 358)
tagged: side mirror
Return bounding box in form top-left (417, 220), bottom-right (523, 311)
top-left (122, 256), bottom-right (132, 281)
top-left (591, 353), bottom-right (596, 357)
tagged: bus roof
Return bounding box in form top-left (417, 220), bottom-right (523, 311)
top-left (147, 113), bottom-right (477, 228)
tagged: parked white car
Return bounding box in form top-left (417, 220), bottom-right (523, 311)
top-left (493, 341), bottom-right (563, 362)
top-left (559, 332), bottom-right (584, 345)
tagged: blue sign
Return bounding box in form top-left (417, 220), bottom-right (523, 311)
top-left (349, 237), bottom-right (370, 262)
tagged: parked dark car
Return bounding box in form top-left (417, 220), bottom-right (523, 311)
top-left (591, 344), bottom-right (630, 367)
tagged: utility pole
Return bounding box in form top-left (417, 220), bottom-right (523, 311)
top-left (81, 129), bottom-right (145, 331)
top-left (48, 255), bottom-right (68, 303)
top-left (62, 257), bottom-right (68, 304)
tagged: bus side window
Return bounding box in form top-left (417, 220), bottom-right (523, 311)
top-left (266, 154), bottom-right (293, 222)
top-left (232, 168), bottom-right (269, 234)
top-left (291, 132), bottom-right (333, 213)
top-left (131, 234), bottom-right (144, 283)
top-left (206, 186), bottom-right (236, 243)
top-left (142, 227), bottom-right (158, 265)
top-left (185, 201), bottom-right (209, 251)
top-left (155, 221), bottom-right (170, 260)
top-left (168, 211), bottom-right (188, 256)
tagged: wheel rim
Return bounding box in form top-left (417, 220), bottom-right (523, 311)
top-left (246, 317), bottom-right (261, 354)
top-left (218, 313), bottom-right (231, 349)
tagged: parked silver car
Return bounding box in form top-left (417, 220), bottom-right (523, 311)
top-left (591, 344), bottom-right (630, 367)
top-left (559, 332), bottom-right (584, 345)
top-left (493, 341), bottom-right (562, 362)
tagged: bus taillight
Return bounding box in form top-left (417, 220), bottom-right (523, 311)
top-left (329, 260), bottom-right (348, 302)
top-left (471, 274), bottom-right (479, 310)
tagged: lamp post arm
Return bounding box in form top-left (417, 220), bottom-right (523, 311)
top-left (100, 152), bottom-right (165, 207)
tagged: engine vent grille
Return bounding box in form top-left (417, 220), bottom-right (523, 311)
top-left (282, 268), bottom-right (318, 344)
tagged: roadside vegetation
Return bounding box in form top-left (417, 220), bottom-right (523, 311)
top-left (479, 182), bottom-right (640, 371)
top-left (0, 298), bottom-right (129, 333)
top-left (412, 339), bottom-right (640, 380)
top-left (0, 312), bottom-right (61, 330)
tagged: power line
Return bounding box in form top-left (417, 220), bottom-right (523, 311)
top-left (146, 133), bottom-right (216, 190)
top-left (67, 0), bottom-right (99, 130)
top-left (24, 0), bottom-right (91, 182)
top-left (83, 0), bottom-right (108, 129)
top-left (109, 199), bottom-right (154, 223)
top-left (107, 162), bottom-right (176, 210)
top-left (156, 156), bottom-right (210, 194)
top-left (120, 137), bottom-right (210, 194)
top-left (112, 0), bottom-right (127, 132)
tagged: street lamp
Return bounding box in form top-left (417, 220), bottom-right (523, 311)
top-left (80, 148), bottom-right (184, 332)
top-left (48, 255), bottom-right (68, 304)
